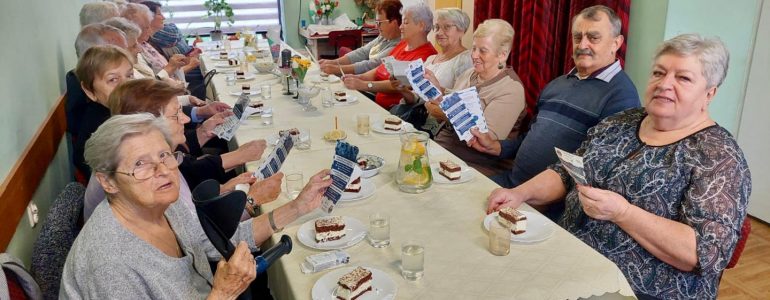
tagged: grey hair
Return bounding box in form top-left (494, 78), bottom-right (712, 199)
top-left (79, 2), bottom-right (120, 27)
top-left (435, 8), bottom-right (470, 33)
top-left (655, 33), bottom-right (730, 88)
top-left (103, 17), bottom-right (141, 42)
top-left (473, 19), bottom-right (515, 57)
top-left (85, 113), bottom-right (174, 174)
top-left (121, 3), bottom-right (153, 29)
top-left (75, 23), bottom-right (127, 57)
top-left (402, 3), bottom-right (434, 34)
top-left (573, 5), bottom-right (622, 37)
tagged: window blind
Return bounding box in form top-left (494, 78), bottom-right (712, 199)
top-left (161, 0), bottom-right (280, 36)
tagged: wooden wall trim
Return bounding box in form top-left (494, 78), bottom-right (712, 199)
top-left (0, 95), bottom-right (67, 251)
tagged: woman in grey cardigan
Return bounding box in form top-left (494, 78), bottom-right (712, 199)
top-left (60, 114), bottom-right (332, 299)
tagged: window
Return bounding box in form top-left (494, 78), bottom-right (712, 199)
top-left (162, 0), bottom-right (280, 36)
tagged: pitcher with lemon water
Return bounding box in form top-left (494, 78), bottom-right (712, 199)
top-left (396, 131), bottom-right (432, 193)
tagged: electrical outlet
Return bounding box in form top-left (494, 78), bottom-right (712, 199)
top-left (26, 202), bottom-right (39, 228)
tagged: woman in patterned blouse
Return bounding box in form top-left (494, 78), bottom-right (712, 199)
top-left (486, 33), bottom-right (751, 299)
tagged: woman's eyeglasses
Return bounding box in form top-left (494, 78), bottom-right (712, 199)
top-left (111, 151), bottom-right (183, 181)
top-left (433, 24), bottom-right (457, 32)
top-left (375, 19), bottom-right (391, 26)
top-left (167, 106), bottom-right (184, 122)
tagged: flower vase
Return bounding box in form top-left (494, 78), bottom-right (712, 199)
top-left (322, 15), bottom-right (331, 25)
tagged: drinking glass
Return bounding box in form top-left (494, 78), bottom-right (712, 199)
top-left (261, 85), bottom-right (272, 100)
top-left (356, 114), bottom-right (370, 136)
top-left (321, 87), bottom-right (333, 108)
top-left (284, 172), bottom-right (303, 199)
top-left (226, 74), bottom-right (236, 86)
top-left (489, 220), bottom-right (511, 256)
top-left (368, 213), bottom-right (390, 248)
top-left (401, 240), bottom-right (424, 281)
top-left (261, 107), bottom-right (273, 125)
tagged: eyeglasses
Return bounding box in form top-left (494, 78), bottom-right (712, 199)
top-left (166, 106), bottom-right (183, 122)
top-left (374, 19), bottom-right (391, 26)
top-left (111, 151), bottom-right (182, 181)
top-left (433, 24), bottom-right (457, 32)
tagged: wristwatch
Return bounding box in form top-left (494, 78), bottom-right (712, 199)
top-left (367, 82), bottom-right (374, 90)
top-left (246, 196), bottom-right (259, 218)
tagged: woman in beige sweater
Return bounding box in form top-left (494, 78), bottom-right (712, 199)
top-left (425, 19), bottom-right (526, 176)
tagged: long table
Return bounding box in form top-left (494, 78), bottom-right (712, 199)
top-left (199, 41), bottom-right (636, 300)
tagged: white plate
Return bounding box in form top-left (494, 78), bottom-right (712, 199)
top-left (297, 216), bottom-right (367, 250)
top-left (236, 73), bottom-right (257, 81)
top-left (333, 95), bottom-right (359, 106)
top-left (311, 74), bottom-right (341, 84)
top-left (265, 128), bottom-right (309, 146)
top-left (431, 163), bottom-right (475, 184)
top-left (229, 89), bottom-right (260, 96)
top-left (311, 266), bottom-right (397, 300)
top-left (210, 56), bottom-right (231, 61)
top-left (340, 180), bottom-right (376, 202)
top-left (215, 63), bottom-right (240, 68)
top-left (482, 211), bottom-right (555, 243)
top-left (357, 154), bottom-right (384, 178)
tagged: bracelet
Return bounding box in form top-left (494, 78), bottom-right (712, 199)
top-left (246, 196), bottom-right (259, 218)
top-left (268, 210), bottom-right (282, 233)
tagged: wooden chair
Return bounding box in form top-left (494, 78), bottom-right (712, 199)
top-left (321, 29), bottom-right (363, 59)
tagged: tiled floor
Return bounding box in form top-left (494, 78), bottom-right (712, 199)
top-left (718, 217), bottom-right (770, 299)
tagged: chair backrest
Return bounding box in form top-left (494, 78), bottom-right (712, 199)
top-left (1, 253), bottom-right (43, 300)
top-left (726, 217), bottom-right (752, 269)
top-left (30, 182), bottom-right (85, 300)
top-left (328, 30), bottom-right (363, 58)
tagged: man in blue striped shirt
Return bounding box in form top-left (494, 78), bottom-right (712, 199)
top-left (469, 5), bottom-right (640, 218)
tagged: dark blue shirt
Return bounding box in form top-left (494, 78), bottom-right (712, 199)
top-left (495, 60), bottom-right (640, 188)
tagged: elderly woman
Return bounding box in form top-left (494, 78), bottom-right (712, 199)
top-left (80, 78), bottom-right (276, 218)
top-left (487, 34), bottom-right (751, 299)
top-left (121, 3), bottom-right (189, 83)
top-left (62, 113), bottom-right (332, 298)
top-left (425, 19), bottom-right (525, 176)
top-left (318, 0), bottom-right (402, 75)
top-left (391, 7), bottom-right (473, 136)
top-left (79, 2), bottom-right (120, 27)
top-left (342, 3), bottom-right (437, 109)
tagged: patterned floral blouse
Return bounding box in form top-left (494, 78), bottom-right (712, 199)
top-left (550, 108), bottom-right (751, 299)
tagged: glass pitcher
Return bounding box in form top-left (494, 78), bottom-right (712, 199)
top-left (396, 131), bottom-right (432, 193)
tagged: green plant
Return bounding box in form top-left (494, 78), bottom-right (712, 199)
top-left (203, 0), bottom-right (235, 31)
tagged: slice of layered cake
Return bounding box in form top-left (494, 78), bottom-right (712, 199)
top-left (498, 207), bottom-right (527, 235)
top-left (334, 91), bottom-right (347, 102)
top-left (344, 176), bottom-right (361, 193)
top-left (439, 159), bottom-right (462, 181)
top-left (228, 58), bottom-right (240, 66)
top-left (335, 267), bottom-right (373, 300)
top-left (242, 84), bottom-right (251, 93)
top-left (219, 52), bottom-right (228, 59)
top-left (383, 116), bottom-right (402, 132)
top-left (315, 216), bottom-right (346, 243)
top-left (236, 70), bottom-right (246, 80)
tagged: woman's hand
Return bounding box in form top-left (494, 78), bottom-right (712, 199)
top-left (423, 69), bottom-right (442, 92)
top-left (576, 185), bottom-right (632, 222)
top-left (209, 241), bottom-right (256, 300)
top-left (196, 102), bottom-right (232, 119)
top-left (248, 173), bottom-right (284, 205)
top-left (189, 95), bottom-right (207, 107)
top-left (183, 56), bottom-right (201, 73)
top-left (342, 75), bottom-right (365, 90)
top-left (197, 111), bottom-right (232, 144)
top-left (292, 169), bottom-right (333, 215)
top-left (221, 173), bottom-right (257, 193)
top-left (487, 188), bottom-right (527, 214)
top-left (235, 140), bottom-right (268, 164)
top-left (467, 127), bottom-right (502, 156)
top-left (425, 100), bottom-right (447, 121)
top-left (320, 63), bottom-right (341, 75)
top-left (168, 54), bottom-right (189, 68)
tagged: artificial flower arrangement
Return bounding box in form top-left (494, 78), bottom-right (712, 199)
top-left (291, 56), bottom-right (312, 83)
top-left (310, 0), bottom-right (340, 19)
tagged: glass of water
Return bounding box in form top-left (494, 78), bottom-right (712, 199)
top-left (368, 213), bottom-right (390, 248)
top-left (284, 172), bottom-right (303, 199)
top-left (321, 87), bottom-right (333, 108)
top-left (261, 84), bottom-right (272, 100)
top-left (261, 107), bottom-right (273, 125)
top-left (401, 240), bottom-right (424, 281)
top-left (226, 74), bottom-right (236, 86)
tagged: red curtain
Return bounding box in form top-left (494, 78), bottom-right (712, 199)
top-left (474, 0), bottom-right (631, 121)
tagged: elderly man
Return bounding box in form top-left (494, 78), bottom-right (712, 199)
top-left (470, 5), bottom-right (640, 217)
top-left (79, 2), bottom-right (120, 27)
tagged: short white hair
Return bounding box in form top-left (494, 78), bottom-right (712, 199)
top-left (402, 3), bottom-right (434, 34)
top-left (79, 2), bottom-right (120, 27)
top-left (435, 8), bottom-right (470, 33)
top-left (103, 17), bottom-right (141, 42)
top-left (85, 113), bottom-right (173, 174)
top-left (474, 19), bottom-right (515, 57)
top-left (75, 23), bottom-right (127, 57)
top-left (121, 3), bottom-right (153, 29)
top-left (655, 33), bottom-right (730, 88)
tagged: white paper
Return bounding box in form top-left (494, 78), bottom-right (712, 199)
top-left (438, 87), bottom-right (489, 141)
top-left (382, 56), bottom-right (411, 86)
top-left (405, 59), bottom-right (442, 101)
top-left (554, 147), bottom-right (587, 185)
top-left (254, 132), bottom-right (294, 179)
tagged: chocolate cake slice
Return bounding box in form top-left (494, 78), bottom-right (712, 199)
top-left (498, 207), bottom-right (527, 235)
top-left (315, 216), bottom-right (346, 243)
top-left (335, 267), bottom-right (373, 300)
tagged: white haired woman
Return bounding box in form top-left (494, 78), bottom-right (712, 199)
top-left (424, 19), bottom-right (526, 176)
top-left (121, 3), bottom-right (187, 82)
top-left (487, 34), bottom-right (751, 299)
top-left (342, 3), bottom-right (438, 109)
top-left (79, 2), bottom-right (120, 27)
top-left (390, 7), bottom-right (473, 136)
top-left (62, 113), bottom-right (332, 299)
